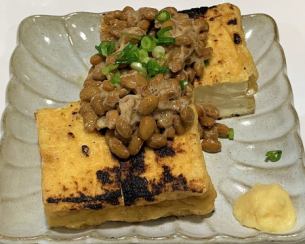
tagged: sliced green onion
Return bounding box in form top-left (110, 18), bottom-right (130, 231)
top-left (156, 27), bottom-right (175, 46)
top-left (179, 80), bottom-right (188, 90)
top-left (142, 57), bottom-right (151, 64)
top-left (152, 46), bottom-right (165, 59)
top-left (157, 26), bottom-right (172, 38)
top-left (115, 43), bottom-right (139, 64)
top-left (130, 62), bottom-right (147, 74)
top-left (141, 36), bottom-right (156, 52)
top-left (155, 10), bottom-right (171, 23)
top-left (146, 60), bottom-right (160, 76)
top-left (111, 71), bottom-right (121, 85)
top-left (101, 64), bottom-right (118, 75)
top-left (265, 150), bottom-right (282, 162)
top-left (139, 49), bottom-right (150, 63)
top-left (95, 41), bottom-right (115, 57)
top-left (146, 59), bottom-right (169, 77)
top-left (228, 128), bottom-right (234, 140)
top-left (204, 59), bottom-right (210, 66)
top-left (157, 37), bottom-right (175, 46)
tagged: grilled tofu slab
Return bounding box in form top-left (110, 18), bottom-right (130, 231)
top-left (36, 103), bottom-right (124, 213)
top-left (99, 4), bottom-right (258, 117)
top-left (47, 177), bottom-right (216, 228)
top-left (36, 102), bottom-right (216, 227)
top-left (187, 3), bottom-right (258, 118)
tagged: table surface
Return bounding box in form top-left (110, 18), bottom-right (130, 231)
top-left (0, 0), bottom-right (304, 143)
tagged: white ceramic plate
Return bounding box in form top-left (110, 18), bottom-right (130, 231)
top-left (0, 12), bottom-right (304, 243)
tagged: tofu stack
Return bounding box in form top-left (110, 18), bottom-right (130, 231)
top-left (36, 3), bottom-right (257, 228)
top-left (36, 102), bottom-right (216, 228)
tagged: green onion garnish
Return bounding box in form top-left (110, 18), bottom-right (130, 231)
top-left (111, 71), bottom-right (121, 85)
top-left (155, 10), bottom-right (171, 23)
top-left (204, 59), bottom-right (210, 66)
top-left (95, 41), bottom-right (115, 57)
top-left (115, 43), bottom-right (139, 64)
top-left (265, 150), bottom-right (282, 162)
top-left (228, 128), bottom-right (234, 140)
top-left (138, 49), bottom-right (150, 63)
top-left (130, 62), bottom-right (147, 75)
top-left (152, 46), bottom-right (165, 59)
top-left (157, 37), bottom-right (175, 46)
top-left (141, 36), bottom-right (156, 52)
top-left (146, 59), bottom-right (169, 77)
top-left (180, 80), bottom-right (188, 90)
top-left (157, 26), bottom-right (172, 38)
top-left (101, 64), bottom-right (118, 75)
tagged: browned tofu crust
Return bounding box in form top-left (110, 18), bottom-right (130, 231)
top-left (36, 102), bottom-right (212, 216)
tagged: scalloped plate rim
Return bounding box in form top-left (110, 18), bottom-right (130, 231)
top-left (0, 11), bottom-right (305, 243)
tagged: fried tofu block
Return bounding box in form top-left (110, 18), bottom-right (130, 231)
top-left (191, 3), bottom-right (258, 118)
top-left (36, 102), bottom-right (216, 228)
top-left (36, 103), bottom-right (124, 214)
top-left (47, 178), bottom-right (216, 228)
